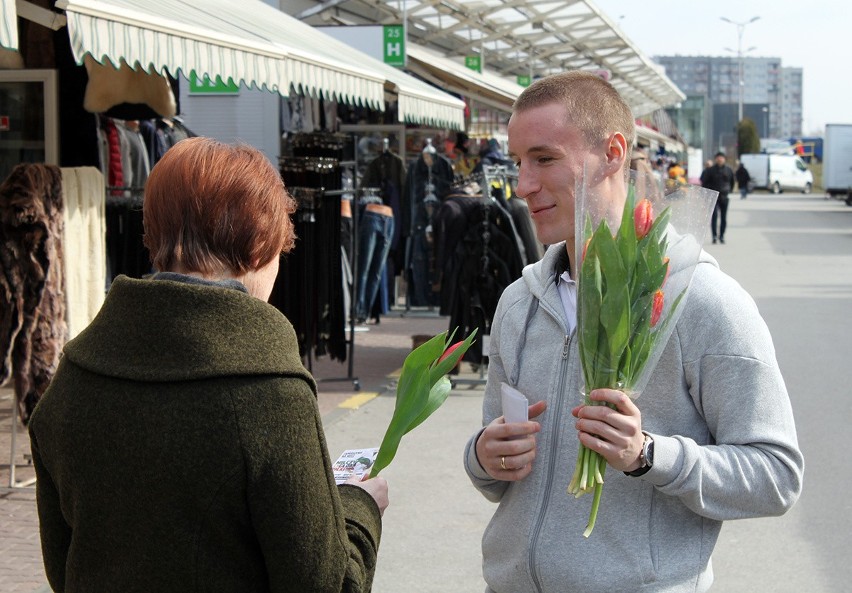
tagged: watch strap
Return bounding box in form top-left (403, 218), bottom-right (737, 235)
top-left (624, 431), bottom-right (654, 477)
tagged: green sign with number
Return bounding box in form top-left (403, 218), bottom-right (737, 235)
top-left (189, 71), bottom-right (239, 94)
top-left (465, 55), bottom-right (482, 73)
top-left (383, 25), bottom-right (405, 67)
top-left (517, 75), bottom-right (531, 87)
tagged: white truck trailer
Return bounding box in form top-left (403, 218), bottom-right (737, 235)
top-left (823, 124), bottom-right (852, 205)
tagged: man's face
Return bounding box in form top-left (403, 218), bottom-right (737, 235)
top-left (715, 155), bottom-right (726, 166)
top-left (508, 102), bottom-right (599, 247)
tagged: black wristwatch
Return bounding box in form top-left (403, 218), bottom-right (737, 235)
top-left (625, 432), bottom-right (654, 477)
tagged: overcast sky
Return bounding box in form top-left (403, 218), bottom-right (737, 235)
top-left (594, 0), bottom-right (850, 135)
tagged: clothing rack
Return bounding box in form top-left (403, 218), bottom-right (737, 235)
top-left (105, 185), bottom-right (150, 283)
top-left (5, 395), bottom-right (35, 490)
top-left (448, 188), bottom-right (491, 387)
top-left (279, 148), bottom-right (360, 390)
top-left (105, 185), bottom-right (145, 208)
top-left (285, 185), bottom-right (358, 390)
top-left (480, 165), bottom-right (529, 267)
top-left (440, 165), bottom-right (526, 387)
top-left (318, 186), bottom-right (360, 391)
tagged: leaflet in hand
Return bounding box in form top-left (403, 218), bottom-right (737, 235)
top-left (332, 447), bottom-right (379, 484)
top-left (501, 382), bottom-right (529, 425)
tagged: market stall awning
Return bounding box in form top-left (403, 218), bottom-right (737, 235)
top-left (54, 0), bottom-right (464, 128)
top-left (394, 78), bottom-right (465, 129)
top-left (406, 43), bottom-right (523, 113)
top-left (273, 24), bottom-right (464, 129)
top-left (636, 125), bottom-right (684, 154)
top-left (56, 0), bottom-right (384, 107)
top-left (1, 0), bottom-right (18, 50)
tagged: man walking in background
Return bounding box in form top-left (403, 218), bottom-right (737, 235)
top-left (701, 152), bottom-right (735, 244)
top-left (735, 160), bottom-right (752, 200)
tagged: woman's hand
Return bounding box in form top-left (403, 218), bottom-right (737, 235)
top-left (346, 474), bottom-right (389, 517)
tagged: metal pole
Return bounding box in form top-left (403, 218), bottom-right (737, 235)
top-left (721, 16), bottom-right (759, 124)
top-left (737, 27), bottom-right (744, 123)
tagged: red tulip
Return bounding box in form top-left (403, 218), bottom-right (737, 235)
top-left (634, 199), bottom-right (653, 239)
top-left (438, 341), bottom-right (464, 364)
top-left (650, 290), bottom-right (664, 327)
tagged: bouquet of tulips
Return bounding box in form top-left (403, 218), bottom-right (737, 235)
top-left (568, 163), bottom-right (717, 537)
top-left (369, 328), bottom-right (477, 478)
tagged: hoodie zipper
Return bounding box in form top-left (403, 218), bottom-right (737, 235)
top-left (529, 332), bottom-right (572, 593)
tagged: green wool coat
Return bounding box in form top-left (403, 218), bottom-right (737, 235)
top-left (28, 275), bottom-right (382, 593)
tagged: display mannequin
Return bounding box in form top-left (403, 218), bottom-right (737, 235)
top-left (355, 137), bottom-right (404, 323)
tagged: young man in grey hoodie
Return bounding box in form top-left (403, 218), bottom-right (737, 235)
top-left (463, 71), bottom-right (803, 593)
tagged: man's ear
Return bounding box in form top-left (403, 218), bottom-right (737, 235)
top-left (603, 132), bottom-right (628, 175)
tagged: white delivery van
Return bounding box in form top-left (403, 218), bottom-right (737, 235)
top-left (740, 153), bottom-right (814, 194)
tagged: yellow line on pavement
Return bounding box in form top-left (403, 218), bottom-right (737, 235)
top-left (338, 392), bottom-right (379, 409)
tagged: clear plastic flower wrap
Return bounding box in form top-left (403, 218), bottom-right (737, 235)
top-left (568, 159), bottom-right (718, 536)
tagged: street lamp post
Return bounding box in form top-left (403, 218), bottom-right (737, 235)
top-left (721, 16), bottom-right (760, 124)
top-left (762, 106), bottom-right (769, 139)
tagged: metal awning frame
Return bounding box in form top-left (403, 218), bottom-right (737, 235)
top-left (294, 0), bottom-right (685, 117)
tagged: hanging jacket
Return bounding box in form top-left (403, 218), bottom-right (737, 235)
top-left (0, 163), bottom-right (67, 425)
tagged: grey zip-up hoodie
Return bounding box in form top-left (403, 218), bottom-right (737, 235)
top-left (464, 242), bottom-right (803, 593)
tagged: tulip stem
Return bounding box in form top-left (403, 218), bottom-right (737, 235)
top-left (583, 479), bottom-right (604, 538)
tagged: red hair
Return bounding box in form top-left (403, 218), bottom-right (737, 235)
top-left (143, 137), bottom-right (296, 275)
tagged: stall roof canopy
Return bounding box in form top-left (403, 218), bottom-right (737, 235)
top-left (53, 0), bottom-right (464, 128)
top-left (294, 0), bottom-right (685, 117)
top-left (406, 43), bottom-right (523, 112)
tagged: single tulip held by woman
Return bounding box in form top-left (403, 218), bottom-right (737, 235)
top-left (370, 328), bottom-right (477, 478)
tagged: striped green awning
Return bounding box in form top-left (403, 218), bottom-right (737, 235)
top-left (55, 0), bottom-right (464, 129)
top-left (56, 0), bottom-right (384, 108)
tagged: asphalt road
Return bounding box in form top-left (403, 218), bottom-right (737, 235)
top-left (709, 192), bottom-right (852, 592)
top-left (322, 191), bottom-right (852, 593)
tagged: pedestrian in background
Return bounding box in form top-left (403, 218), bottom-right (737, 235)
top-left (736, 159), bottom-right (752, 199)
top-left (28, 137), bottom-right (388, 593)
top-left (463, 71), bottom-right (802, 593)
top-left (701, 151), bottom-right (735, 243)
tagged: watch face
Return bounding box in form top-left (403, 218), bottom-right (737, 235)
top-left (644, 439), bottom-right (654, 466)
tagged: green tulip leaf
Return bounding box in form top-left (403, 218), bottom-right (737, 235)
top-left (406, 375), bottom-right (453, 433)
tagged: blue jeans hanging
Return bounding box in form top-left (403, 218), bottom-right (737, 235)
top-left (356, 207), bottom-right (394, 321)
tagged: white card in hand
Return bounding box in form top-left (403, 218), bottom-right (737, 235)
top-left (501, 382), bottom-right (529, 425)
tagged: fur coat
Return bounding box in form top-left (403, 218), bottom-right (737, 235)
top-left (0, 163), bottom-right (67, 425)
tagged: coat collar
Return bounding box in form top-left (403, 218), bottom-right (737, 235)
top-left (63, 275), bottom-right (315, 392)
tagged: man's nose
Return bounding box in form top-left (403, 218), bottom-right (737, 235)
top-left (514, 166), bottom-right (538, 200)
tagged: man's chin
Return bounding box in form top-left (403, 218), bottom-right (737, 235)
top-left (533, 227), bottom-right (571, 248)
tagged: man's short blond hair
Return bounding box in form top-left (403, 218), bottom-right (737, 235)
top-left (513, 71), bottom-right (636, 152)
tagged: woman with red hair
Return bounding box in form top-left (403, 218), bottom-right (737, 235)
top-left (28, 137), bottom-right (388, 592)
